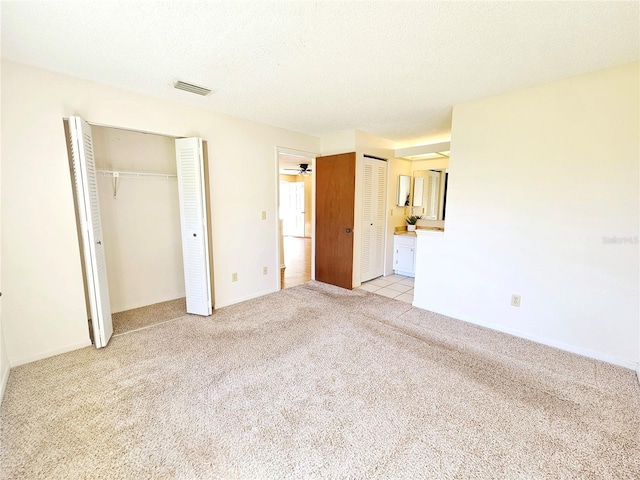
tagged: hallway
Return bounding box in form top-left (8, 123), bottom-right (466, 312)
top-left (281, 236), bottom-right (311, 289)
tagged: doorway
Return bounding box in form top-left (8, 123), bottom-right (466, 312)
top-left (91, 126), bottom-right (188, 335)
top-left (278, 149), bottom-right (315, 289)
top-left (314, 152), bottom-right (356, 290)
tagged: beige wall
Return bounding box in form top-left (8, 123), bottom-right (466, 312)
top-left (414, 62), bottom-right (640, 368)
top-left (92, 126), bottom-right (185, 312)
top-left (1, 60), bottom-right (320, 366)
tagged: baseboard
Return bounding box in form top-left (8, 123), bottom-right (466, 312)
top-left (412, 301), bottom-right (638, 371)
top-left (0, 362), bottom-right (10, 404)
top-left (111, 294), bottom-right (186, 314)
top-left (215, 288), bottom-right (278, 309)
top-left (9, 339), bottom-right (92, 368)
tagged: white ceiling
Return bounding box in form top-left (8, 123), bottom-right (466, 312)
top-left (2, 1), bottom-right (638, 146)
top-left (278, 150), bottom-right (315, 175)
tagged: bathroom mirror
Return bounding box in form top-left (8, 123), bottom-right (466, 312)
top-left (413, 169), bottom-right (448, 220)
top-left (397, 175), bottom-right (411, 206)
top-left (413, 177), bottom-right (424, 207)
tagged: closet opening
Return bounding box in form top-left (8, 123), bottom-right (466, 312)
top-left (65, 119), bottom-right (213, 344)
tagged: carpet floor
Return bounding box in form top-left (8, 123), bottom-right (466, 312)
top-left (1, 281), bottom-right (639, 479)
top-left (112, 297), bottom-right (188, 335)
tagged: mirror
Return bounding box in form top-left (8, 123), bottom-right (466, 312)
top-left (413, 169), bottom-right (448, 220)
top-left (413, 177), bottom-right (424, 207)
top-left (397, 175), bottom-right (411, 206)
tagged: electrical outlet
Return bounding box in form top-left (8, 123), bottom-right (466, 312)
top-left (232, 272), bottom-right (238, 282)
top-left (511, 294), bottom-right (521, 307)
top-left (263, 266), bottom-right (268, 275)
top-left (262, 211), bottom-right (267, 220)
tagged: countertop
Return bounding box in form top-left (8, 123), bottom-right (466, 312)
top-left (394, 226), bottom-right (444, 236)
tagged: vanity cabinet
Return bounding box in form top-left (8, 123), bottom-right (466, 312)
top-left (393, 235), bottom-right (416, 277)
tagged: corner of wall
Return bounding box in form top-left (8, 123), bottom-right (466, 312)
top-left (0, 328), bottom-right (10, 404)
top-left (320, 130), bottom-right (356, 156)
top-left (0, 362), bottom-right (9, 404)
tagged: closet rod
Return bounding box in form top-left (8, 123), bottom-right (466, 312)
top-left (96, 169), bottom-right (176, 179)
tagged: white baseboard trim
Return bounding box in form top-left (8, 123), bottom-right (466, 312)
top-left (215, 288), bottom-right (278, 309)
top-left (111, 294), bottom-right (186, 314)
top-left (9, 339), bottom-right (92, 368)
top-left (0, 363), bottom-right (10, 404)
top-left (411, 301), bottom-right (639, 371)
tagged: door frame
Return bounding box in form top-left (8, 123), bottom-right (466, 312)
top-left (275, 147), bottom-right (319, 289)
top-left (360, 155), bottom-right (388, 283)
top-left (67, 118), bottom-right (214, 345)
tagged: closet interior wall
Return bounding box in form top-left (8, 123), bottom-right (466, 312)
top-left (92, 126), bottom-right (185, 313)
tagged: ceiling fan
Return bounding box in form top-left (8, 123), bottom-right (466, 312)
top-left (283, 163), bottom-right (313, 176)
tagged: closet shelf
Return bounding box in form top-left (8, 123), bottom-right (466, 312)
top-left (96, 170), bottom-right (177, 199)
top-left (96, 169), bottom-right (176, 179)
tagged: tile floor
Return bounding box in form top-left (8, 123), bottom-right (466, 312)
top-left (358, 274), bottom-right (414, 304)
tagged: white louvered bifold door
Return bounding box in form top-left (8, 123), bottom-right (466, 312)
top-left (68, 116), bottom-right (113, 348)
top-left (361, 157), bottom-right (387, 282)
top-left (175, 138), bottom-right (212, 316)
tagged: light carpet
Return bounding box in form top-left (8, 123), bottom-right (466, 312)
top-left (112, 297), bottom-right (188, 335)
top-left (1, 281), bottom-right (639, 479)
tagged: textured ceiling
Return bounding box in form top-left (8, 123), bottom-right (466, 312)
top-left (2, 1), bottom-right (638, 146)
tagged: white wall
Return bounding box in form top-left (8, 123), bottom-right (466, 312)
top-left (0, 326), bottom-right (8, 402)
top-left (320, 131), bottom-right (356, 156)
top-left (414, 63), bottom-right (640, 368)
top-left (1, 61), bottom-right (320, 366)
top-left (92, 127), bottom-right (185, 313)
top-left (0, 134), bottom-right (9, 400)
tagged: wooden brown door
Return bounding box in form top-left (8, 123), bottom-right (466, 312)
top-left (315, 152), bottom-right (356, 289)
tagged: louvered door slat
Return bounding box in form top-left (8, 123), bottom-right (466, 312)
top-left (175, 138), bottom-right (212, 316)
top-left (361, 157), bottom-right (387, 282)
top-left (69, 116), bottom-right (113, 348)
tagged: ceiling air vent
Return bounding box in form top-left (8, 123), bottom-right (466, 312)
top-left (174, 80), bottom-right (211, 96)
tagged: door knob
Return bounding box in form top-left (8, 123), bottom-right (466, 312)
top-left (345, 228), bottom-right (353, 233)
